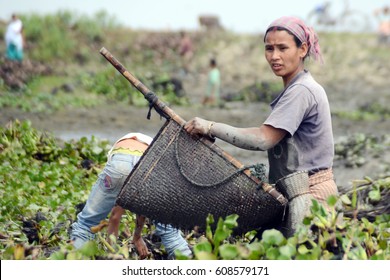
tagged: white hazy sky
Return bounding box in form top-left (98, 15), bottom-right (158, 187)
top-left (1, 0), bottom-right (388, 33)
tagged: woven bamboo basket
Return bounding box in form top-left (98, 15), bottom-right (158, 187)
top-left (116, 119), bottom-right (287, 234)
top-left (100, 47), bottom-right (288, 234)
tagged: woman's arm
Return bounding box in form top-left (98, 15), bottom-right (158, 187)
top-left (184, 117), bottom-right (287, 151)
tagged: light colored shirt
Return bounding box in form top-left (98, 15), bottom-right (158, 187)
top-left (206, 68), bottom-right (220, 98)
top-left (264, 70), bottom-right (334, 183)
top-left (5, 18), bottom-right (23, 50)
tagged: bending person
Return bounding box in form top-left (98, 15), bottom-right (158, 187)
top-left (70, 132), bottom-right (192, 259)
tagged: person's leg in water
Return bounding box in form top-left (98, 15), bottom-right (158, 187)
top-left (106, 206), bottom-right (124, 240)
top-left (108, 207), bottom-right (192, 259)
top-left (107, 207), bottom-right (150, 259)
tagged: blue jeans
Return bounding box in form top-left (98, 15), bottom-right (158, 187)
top-left (71, 153), bottom-right (191, 258)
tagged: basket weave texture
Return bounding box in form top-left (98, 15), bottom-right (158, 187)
top-left (116, 119), bottom-right (285, 234)
top-left (275, 171), bottom-right (311, 237)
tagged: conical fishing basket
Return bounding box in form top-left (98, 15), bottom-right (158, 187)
top-left (99, 47), bottom-right (288, 234)
top-left (116, 118), bottom-right (288, 234)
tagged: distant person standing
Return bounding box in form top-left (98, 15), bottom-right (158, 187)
top-left (5, 14), bottom-right (24, 61)
top-left (374, 6), bottom-right (390, 45)
top-left (202, 58), bottom-right (220, 106)
top-left (178, 31), bottom-right (193, 74)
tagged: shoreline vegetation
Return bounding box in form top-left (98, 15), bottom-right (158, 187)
top-left (0, 11), bottom-right (389, 260)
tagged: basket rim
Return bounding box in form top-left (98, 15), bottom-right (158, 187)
top-left (275, 170), bottom-right (309, 185)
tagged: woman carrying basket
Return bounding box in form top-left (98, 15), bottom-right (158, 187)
top-left (184, 16), bottom-right (339, 236)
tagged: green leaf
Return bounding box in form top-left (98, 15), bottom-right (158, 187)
top-left (206, 214), bottom-right (215, 225)
top-left (262, 229), bottom-right (285, 246)
top-left (245, 242), bottom-right (264, 259)
top-left (92, 145), bottom-right (103, 155)
top-left (214, 218), bottom-right (230, 247)
top-left (340, 194), bottom-right (352, 205)
top-left (219, 244), bottom-right (238, 260)
top-left (326, 195), bottom-right (338, 207)
top-left (193, 241), bottom-right (212, 254)
top-left (50, 250), bottom-right (66, 260)
top-left (205, 214), bottom-right (214, 241)
top-left (65, 251), bottom-right (82, 260)
top-left (195, 251), bottom-right (217, 260)
top-left (265, 247), bottom-right (279, 259)
top-left (379, 239), bottom-right (388, 250)
top-left (297, 244), bottom-right (309, 255)
top-left (28, 203), bottom-right (41, 211)
top-left (311, 199), bottom-right (321, 211)
top-left (348, 245), bottom-right (368, 260)
top-left (279, 244), bottom-right (296, 259)
top-left (223, 214), bottom-right (239, 229)
top-left (77, 240), bottom-right (98, 257)
top-left (368, 189), bottom-right (381, 202)
top-left (302, 216), bottom-right (312, 225)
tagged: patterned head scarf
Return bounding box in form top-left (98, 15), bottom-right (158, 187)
top-left (264, 16), bottom-right (323, 63)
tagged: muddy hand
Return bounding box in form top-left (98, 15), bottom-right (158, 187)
top-left (184, 117), bottom-right (211, 136)
top-left (133, 235), bottom-right (151, 259)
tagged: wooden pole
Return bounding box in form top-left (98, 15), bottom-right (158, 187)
top-left (99, 47), bottom-right (185, 125)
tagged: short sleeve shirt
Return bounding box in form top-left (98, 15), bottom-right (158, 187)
top-left (264, 70), bottom-right (334, 183)
top-left (5, 19), bottom-right (23, 46)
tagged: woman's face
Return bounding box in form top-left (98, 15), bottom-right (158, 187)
top-left (264, 29), bottom-right (307, 86)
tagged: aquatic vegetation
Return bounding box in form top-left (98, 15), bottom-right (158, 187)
top-left (0, 120), bottom-right (388, 260)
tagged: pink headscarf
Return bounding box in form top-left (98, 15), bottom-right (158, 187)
top-left (265, 16), bottom-right (323, 63)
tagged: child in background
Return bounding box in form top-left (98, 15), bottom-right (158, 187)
top-left (202, 58), bottom-right (220, 106)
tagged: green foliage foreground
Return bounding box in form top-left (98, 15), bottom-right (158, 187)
top-left (0, 120), bottom-right (389, 260)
